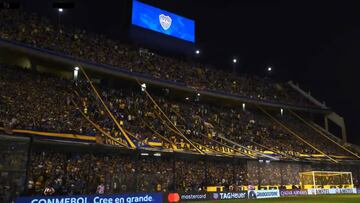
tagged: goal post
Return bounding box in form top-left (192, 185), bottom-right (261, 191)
top-left (299, 171), bottom-right (354, 191)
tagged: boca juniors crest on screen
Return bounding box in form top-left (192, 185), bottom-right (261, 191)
top-left (131, 0), bottom-right (195, 43)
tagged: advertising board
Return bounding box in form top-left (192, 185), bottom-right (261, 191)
top-left (16, 193), bottom-right (163, 203)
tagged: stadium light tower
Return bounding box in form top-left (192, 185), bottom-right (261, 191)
top-left (141, 83), bottom-right (147, 92)
top-left (195, 49), bottom-right (200, 55)
top-left (267, 66), bottom-right (272, 72)
top-left (195, 93), bottom-right (201, 102)
top-left (232, 58), bottom-right (238, 73)
top-left (56, 8), bottom-right (64, 33)
top-left (73, 66), bottom-right (79, 81)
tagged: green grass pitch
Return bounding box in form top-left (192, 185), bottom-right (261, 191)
top-left (189, 194), bottom-right (360, 203)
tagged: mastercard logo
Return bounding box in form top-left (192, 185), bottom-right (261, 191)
top-left (168, 193), bottom-right (180, 202)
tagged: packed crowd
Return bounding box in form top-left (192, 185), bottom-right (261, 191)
top-left (274, 113), bottom-right (350, 156)
top-left (0, 64), bottom-right (356, 159)
top-left (1, 8), bottom-right (360, 203)
top-left (24, 149), bottom-right (360, 196)
top-left (76, 74), bottom-right (352, 158)
top-left (246, 161), bottom-right (304, 187)
top-left (0, 137), bottom-right (29, 202)
top-left (28, 151), bottom-right (137, 195)
top-left (26, 150), bottom-right (246, 195)
top-left (1, 144), bottom-right (359, 202)
top-left (0, 9), bottom-right (316, 107)
top-left (0, 65), bottom-right (359, 201)
top-left (0, 65), bottom-right (96, 135)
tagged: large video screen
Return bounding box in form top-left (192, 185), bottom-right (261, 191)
top-left (131, 0), bottom-right (195, 43)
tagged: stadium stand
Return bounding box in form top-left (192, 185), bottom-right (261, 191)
top-left (2, 64), bottom-right (357, 158)
top-left (0, 9), bottom-right (316, 107)
top-left (1, 63), bottom-right (359, 196)
top-left (0, 8), bottom-right (360, 203)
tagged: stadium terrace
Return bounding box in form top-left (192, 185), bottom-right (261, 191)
top-left (0, 2), bottom-right (360, 203)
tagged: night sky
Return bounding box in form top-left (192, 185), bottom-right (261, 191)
top-left (18, 0), bottom-right (360, 145)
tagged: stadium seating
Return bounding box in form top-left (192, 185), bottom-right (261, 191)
top-left (1, 63), bottom-right (359, 196)
top-left (1, 64), bottom-right (356, 158)
top-left (0, 9), bottom-right (315, 108)
top-left (0, 9), bottom-right (360, 202)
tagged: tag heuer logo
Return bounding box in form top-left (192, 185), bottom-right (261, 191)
top-left (159, 14), bottom-right (172, 30)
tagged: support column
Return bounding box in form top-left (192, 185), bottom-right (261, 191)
top-left (30, 60), bottom-right (38, 71)
top-left (312, 171), bottom-right (316, 195)
top-left (342, 125), bottom-right (347, 143)
top-left (327, 113), bottom-right (347, 143)
top-left (172, 157), bottom-right (176, 192)
top-left (280, 162), bottom-right (284, 186)
top-left (324, 116), bottom-right (329, 132)
top-left (23, 136), bottom-right (33, 196)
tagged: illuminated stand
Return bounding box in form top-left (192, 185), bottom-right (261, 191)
top-left (299, 171), bottom-right (354, 194)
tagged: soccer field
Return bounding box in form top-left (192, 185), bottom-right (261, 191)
top-left (189, 194), bottom-right (360, 203)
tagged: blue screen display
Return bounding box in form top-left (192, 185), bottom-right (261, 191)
top-left (131, 0), bottom-right (195, 43)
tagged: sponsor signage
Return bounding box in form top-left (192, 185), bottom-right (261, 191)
top-left (248, 190), bottom-right (280, 199)
top-left (308, 188), bottom-right (330, 195)
top-left (16, 193), bottom-right (163, 203)
top-left (180, 194), bottom-right (207, 201)
top-left (166, 193), bottom-right (208, 202)
top-left (211, 192), bottom-right (247, 200)
top-left (280, 190), bottom-right (308, 197)
top-left (357, 188), bottom-right (360, 194)
top-left (307, 188), bottom-right (357, 195)
top-left (166, 192), bottom-right (247, 202)
top-left (332, 188), bottom-right (357, 194)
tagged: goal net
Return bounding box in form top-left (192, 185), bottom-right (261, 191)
top-left (299, 171), bottom-right (354, 190)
